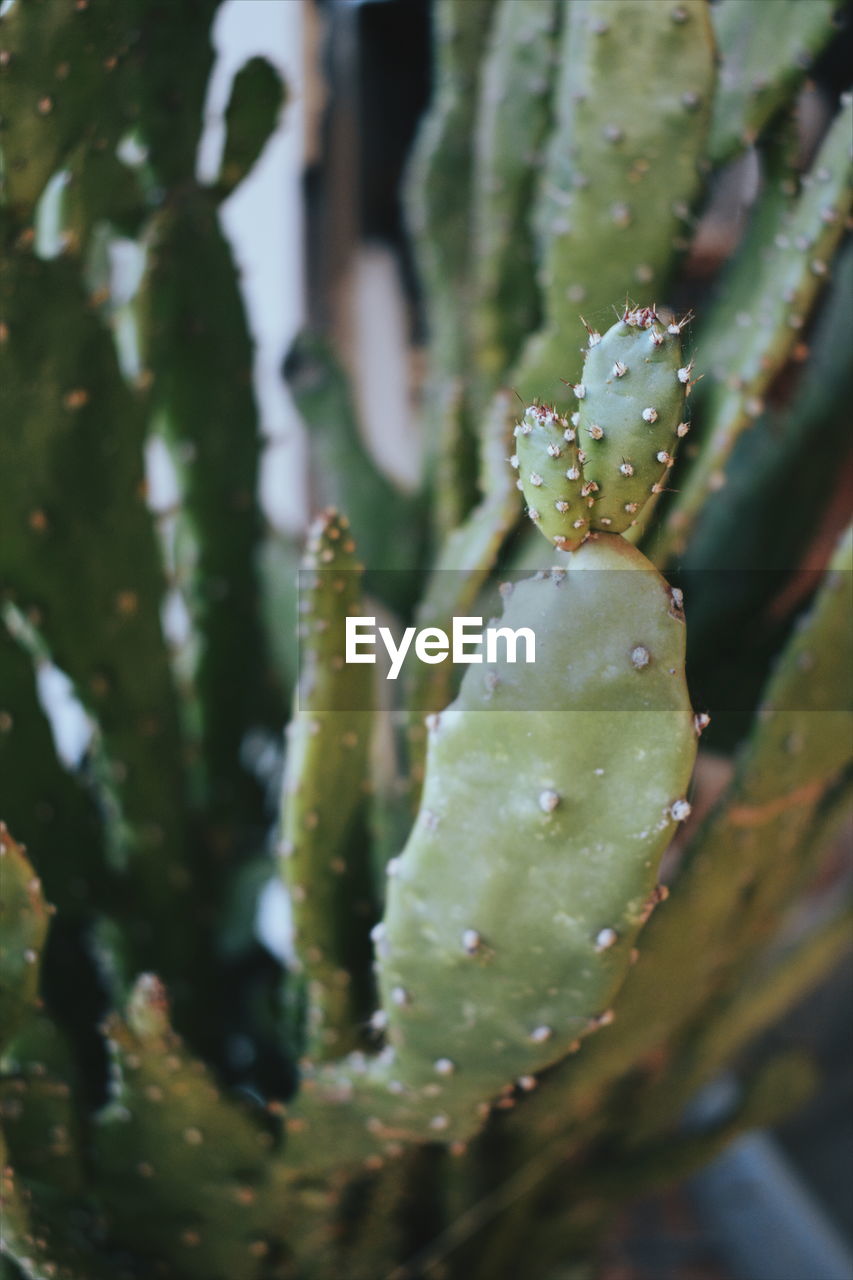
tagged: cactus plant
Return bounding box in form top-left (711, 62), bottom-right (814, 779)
top-left (1, 2), bottom-right (852, 1278)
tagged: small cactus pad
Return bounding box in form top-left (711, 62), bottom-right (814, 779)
top-left (578, 307), bottom-right (689, 532)
top-left (514, 403), bottom-right (587, 549)
top-left (515, 308), bottom-right (689, 543)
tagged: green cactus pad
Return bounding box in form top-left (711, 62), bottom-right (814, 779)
top-left (515, 310), bottom-right (689, 545)
top-left (92, 975), bottom-right (290, 1280)
top-left (535, 0), bottom-right (714, 322)
top-left (0, 1018), bottom-right (88, 1218)
top-left (380, 536), bottom-right (696, 1119)
top-left (286, 536), bottom-right (696, 1166)
top-left (217, 56), bottom-right (286, 200)
top-left (513, 404), bottom-right (587, 550)
top-left (0, 1127), bottom-right (114, 1280)
top-left (578, 308), bottom-right (689, 533)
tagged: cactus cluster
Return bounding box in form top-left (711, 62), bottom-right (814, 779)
top-left (514, 305), bottom-right (690, 547)
top-left (1, 1), bottom-right (852, 1278)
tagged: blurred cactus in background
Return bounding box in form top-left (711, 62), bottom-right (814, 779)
top-left (1, 1), bottom-right (851, 1277)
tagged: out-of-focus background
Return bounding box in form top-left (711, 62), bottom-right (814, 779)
top-left (201, 0), bottom-right (428, 538)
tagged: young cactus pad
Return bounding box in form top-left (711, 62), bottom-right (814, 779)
top-left (515, 308), bottom-right (689, 544)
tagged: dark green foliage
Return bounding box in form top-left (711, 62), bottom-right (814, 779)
top-left (139, 190), bottom-right (276, 835)
top-left (218, 56), bottom-right (286, 199)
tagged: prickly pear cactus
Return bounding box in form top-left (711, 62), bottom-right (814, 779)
top-left (2, 1), bottom-right (851, 1278)
top-left (514, 306), bottom-right (691, 546)
top-left (282, 534), bottom-right (696, 1168)
top-left (377, 540), bottom-right (696, 1117)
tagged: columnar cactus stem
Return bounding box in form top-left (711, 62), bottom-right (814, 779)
top-left (0, 247), bottom-right (194, 985)
top-left (509, 0), bottom-right (715, 407)
top-left (708, 0), bottom-right (844, 164)
top-left (406, 0), bottom-right (499, 536)
top-left (0, 0), bottom-right (131, 220)
top-left (655, 96), bottom-right (853, 564)
top-left (406, 388), bottom-right (518, 786)
top-left (469, 0), bottom-right (560, 409)
top-left (130, 46), bottom-right (285, 838)
top-left (677, 238), bottom-right (853, 633)
top-left (0, 624), bottom-right (105, 918)
top-left (138, 186), bottom-right (279, 831)
top-left (406, 0), bottom-right (498, 381)
top-left (279, 511), bottom-right (375, 1058)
